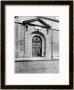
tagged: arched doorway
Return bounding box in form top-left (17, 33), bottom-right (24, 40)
top-left (32, 35), bottom-right (42, 57)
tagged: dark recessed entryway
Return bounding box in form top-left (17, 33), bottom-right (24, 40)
top-left (32, 35), bottom-right (42, 57)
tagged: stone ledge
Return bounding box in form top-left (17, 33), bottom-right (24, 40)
top-left (15, 57), bottom-right (59, 61)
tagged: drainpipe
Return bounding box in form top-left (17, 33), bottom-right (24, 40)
top-left (51, 29), bottom-right (53, 60)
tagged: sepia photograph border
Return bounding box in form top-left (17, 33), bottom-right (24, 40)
top-left (1, 1), bottom-right (73, 89)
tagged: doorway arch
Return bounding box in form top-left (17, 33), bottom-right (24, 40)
top-left (31, 31), bottom-right (46, 57)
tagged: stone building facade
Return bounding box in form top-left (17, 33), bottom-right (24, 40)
top-left (15, 16), bottom-right (59, 61)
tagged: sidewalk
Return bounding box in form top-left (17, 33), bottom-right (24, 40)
top-left (15, 59), bottom-right (59, 73)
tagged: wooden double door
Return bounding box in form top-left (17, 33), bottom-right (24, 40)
top-left (32, 36), bottom-right (42, 57)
